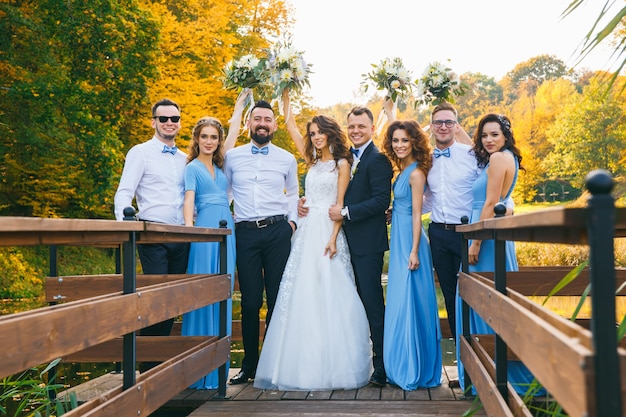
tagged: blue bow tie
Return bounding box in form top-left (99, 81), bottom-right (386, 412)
top-left (252, 145), bottom-right (269, 155)
top-left (350, 148), bottom-right (360, 158)
top-left (434, 148), bottom-right (451, 158)
top-left (162, 145), bottom-right (177, 155)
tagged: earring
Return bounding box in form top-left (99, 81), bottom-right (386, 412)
top-left (328, 145), bottom-right (334, 154)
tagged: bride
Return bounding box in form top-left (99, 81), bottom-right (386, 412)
top-left (253, 91), bottom-right (372, 391)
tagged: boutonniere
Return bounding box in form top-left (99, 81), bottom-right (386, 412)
top-left (351, 159), bottom-right (360, 180)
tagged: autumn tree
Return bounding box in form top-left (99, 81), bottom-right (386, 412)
top-left (545, 73), bottom-right (626, 188)
top-left (133, 0), bottom-right (294, 149)
top-left (509, 78), bottom-right (579, 201)
top-left (500, 55), bottom-right (571, 104)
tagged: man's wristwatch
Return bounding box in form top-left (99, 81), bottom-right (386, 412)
top-left (340, 207), bottom-right (348, 218)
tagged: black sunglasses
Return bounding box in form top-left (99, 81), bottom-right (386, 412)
top-left (153, 115), bottom-right (181, 123)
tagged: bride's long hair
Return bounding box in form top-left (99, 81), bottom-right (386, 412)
top-left (304, 115), bottom-right (353, 168)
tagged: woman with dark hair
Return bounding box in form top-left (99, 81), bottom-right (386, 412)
top-left (181, 93), bottom-right (248, 389)
top-left (468, 113), bottom-right (522, 269)
top-left (253, 91), bottom-right (372, 391)
top-left (381, 120), bottom-right (442, 390)
top-left (456, 114), bottom-right (543, 396)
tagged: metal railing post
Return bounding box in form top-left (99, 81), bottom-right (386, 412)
top-left (585, 170), bottom-right (621, 416)
top-left (122, 207), bottom-right (138, 390)
top-left (217, 219), bottom-right (228, 398)
top-left (493, 202), bottom-right (508, 402)
top-left (460, 215), bottom-right (472, 394)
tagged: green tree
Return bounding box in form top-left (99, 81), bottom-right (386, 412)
top-left (454, 72), bottom-right (504, 135)
top-left (0, 0), bottom-right (159, 218)
top-left (545, 74), bottom-right (626, 188)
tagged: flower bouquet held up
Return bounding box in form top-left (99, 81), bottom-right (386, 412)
top-left (362, 57), bottom-right (413, 103)
top-left (265, 38), bottom-right (313, 100)
top-left (222, 54), bottom-right (267, 124)
top-left (223, 54), bottom-right (266, 91)
top-left (414, 61), bottom-right (468, 107)
top-left (362, 57), bottom-right (412, 135)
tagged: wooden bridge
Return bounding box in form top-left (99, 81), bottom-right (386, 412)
top-left (1, 170), bottom-right (624, 417)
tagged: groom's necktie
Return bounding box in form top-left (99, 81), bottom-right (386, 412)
top-left (350, 148), bottom-right (360, 158)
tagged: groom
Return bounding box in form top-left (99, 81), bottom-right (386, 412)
top-left (328, 106), bottom-right (393, 387)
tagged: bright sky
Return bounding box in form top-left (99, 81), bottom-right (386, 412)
top-left (287, 0), bottom-right (620, 107)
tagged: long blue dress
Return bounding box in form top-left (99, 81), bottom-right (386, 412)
top-left (456, 152), bottom-right (544, 396)
top-left (384, 162), bottom-right (442, 390)
top-left (182, 159), bottom-right (236, 389)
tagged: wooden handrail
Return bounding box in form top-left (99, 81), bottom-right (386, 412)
top-left (0, 216), bottom-right (233, 416)
top-left (456, 171), bottom-right (625, 417)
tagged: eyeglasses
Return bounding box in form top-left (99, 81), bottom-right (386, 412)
top-left (432, 119), bottom-right (457, 128)
top-left (153, 115), bottom-right (181, 123)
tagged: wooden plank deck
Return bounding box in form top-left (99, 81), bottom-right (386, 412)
top-left (59, 367), bottom-right (484, 416)
top-left (183, 367), bottom-right (484, 417)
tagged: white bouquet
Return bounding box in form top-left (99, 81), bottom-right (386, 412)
top-left (414, 61), bottom-right (468, 107)
top-left (362, 57), bottom-right (413, 102)
top-left (265, 38), bottom-right (312, 99)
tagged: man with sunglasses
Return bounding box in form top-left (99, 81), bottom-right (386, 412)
top-left (114, 98), bottom-right (189, 371)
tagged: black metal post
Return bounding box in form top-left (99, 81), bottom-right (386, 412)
top-left (493, 202), bottom-right (508, 402)
top-left (459, 215), bottom-right (472, 394)
top-left (122, 207), bottom-right (138, 390)
top-left (585, 170), bottom-right (621, 417)
top-left (47, 245), bottom-right (58, 400)
top-left (217, 219), bottom-right (228, 398)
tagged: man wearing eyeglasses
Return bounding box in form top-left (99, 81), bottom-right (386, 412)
top-left (422, 102), bottom-right (475, 344)
top-left (114, 98), bottom-right (189, 371)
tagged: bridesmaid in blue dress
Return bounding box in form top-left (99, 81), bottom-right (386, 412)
top-left (382, 120), bottom-right (442, 390)
top-left (456, 114), bottom-right (543, 396)
top-left (181, 97), bottom-right (248, 389)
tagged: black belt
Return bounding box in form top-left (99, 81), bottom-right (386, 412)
top-left (430, 222), bottom-right (461, 231)
top-left (236, 215), bottom-right (287, 229)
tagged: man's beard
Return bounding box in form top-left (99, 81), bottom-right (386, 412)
top-left (251, 131), bottom-right (272, 145)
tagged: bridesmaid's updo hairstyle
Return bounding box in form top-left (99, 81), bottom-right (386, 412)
top-left (472, 113), bottom-right (523, 170)
top-left (188, 117), bottom-right (225, 168)
top-left (305, 115), bottom-right (353, 168)
top-left (383, 120), bottom-right (432, 177)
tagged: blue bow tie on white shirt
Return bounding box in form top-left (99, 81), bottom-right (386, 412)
top-left (162, 145), bottom-right (177, 155)
top-left (434, 148), bottom-right (451, 158)
top-left (252, 145), bottom-right (269, 155)
top-left (350, 148), bottom-right (360, 158)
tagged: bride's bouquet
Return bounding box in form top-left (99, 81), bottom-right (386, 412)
top-left (414, 61), bottom-right (468, 107)
top-left (362, 57), bottom-right (413, 103)
top-left (265, 38), bottom-right (312, 99)
top-left (223, 54), bottom-right (267, 91)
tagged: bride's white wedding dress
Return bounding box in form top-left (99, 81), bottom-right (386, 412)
top-left (253, 159), bottom-right (372, 391)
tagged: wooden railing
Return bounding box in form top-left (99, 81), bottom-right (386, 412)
top-left (0, 216), bottom-right (232, 417)
top-left (456, 170), bottom-right (626, 417)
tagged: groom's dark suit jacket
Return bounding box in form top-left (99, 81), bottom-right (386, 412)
top-left (343, 143), bottom-right (393, 256)
top-left (343, 142), bottom-right (392, 371)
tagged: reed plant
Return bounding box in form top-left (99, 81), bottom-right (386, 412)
top-left (1, 359), bottom-right (77, 417)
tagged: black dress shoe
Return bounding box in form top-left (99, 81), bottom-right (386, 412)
top-left (229, 370), bottom-right (255, 385)
top-left (369, 369), bottom-right (387, 387)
